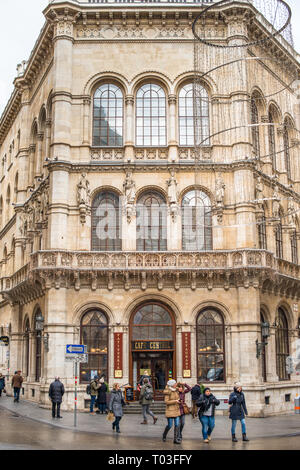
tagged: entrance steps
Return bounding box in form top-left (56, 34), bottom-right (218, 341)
top-left (124, 401), bottom-right (166, 415)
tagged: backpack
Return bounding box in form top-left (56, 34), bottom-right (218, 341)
top-left (144, 386), bottom-right (153, 401)
top-left (86, 384), bottom-right (91, 395)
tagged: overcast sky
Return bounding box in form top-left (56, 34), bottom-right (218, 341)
top-left (1, 0), bottom-right (300, 115)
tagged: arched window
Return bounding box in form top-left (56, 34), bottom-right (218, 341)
top-left (181, 190), bottom-right (212, 251)
top-left (136, 84), bottom-right (166, 147)
top-left (268, 106), bottom-right (278, 171)
top-left (132, 303), bottom-right (173, 341)
top-left (291, 230), bottom-right (298, 265)
top-left (275, 219), bottom-right (283, 259)
top-left (251, 95), bottom-right (260, 158)
top-left (92, 191), bottom-right (121, 251)
top-left (283, 119), bottom-right (292, 179)
top-left (80, 310), bottom-right (108, 383)
top-left (179, 83), bottom-right (209, 147)
top-left (275, 308), bottom-right (290, 381)
top-left (93, 84), bottom-right (123, 147)
top-left (6, 186), bottom-right (11, 223)
top-left (34, 309), bottom-right (42, 382)
top-left (260, 311), bottom-right (267, 382)
top-left (24, 318), bottom-right (30, 378)
top-left (258, 210), bottom-right (267, 250)
top-left (136, 191), bottom-right (167, 251)
top-left (196, 309), bottom-right (225, 382)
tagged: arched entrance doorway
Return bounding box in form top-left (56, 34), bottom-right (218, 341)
top-left (130, 302), bottom-right (176, 401)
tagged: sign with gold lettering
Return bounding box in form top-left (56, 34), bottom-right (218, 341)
top-left (131, 341), bottom-right (173, 351)
top-left (114, 333), bottom-right (123, 379)
top-left (182, 332), bottom-right (191, 379)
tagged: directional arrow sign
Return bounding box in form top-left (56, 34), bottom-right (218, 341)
top-left (66, 345), bottom-right (87, 355)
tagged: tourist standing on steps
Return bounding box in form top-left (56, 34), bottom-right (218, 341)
top-left (229, 382), bottom-right (249, 442)
top-left (197, 387), bottom-right (220, 443)
top-left (90, 376), bottom-right (100, 415)
top-left (11, 371), bottom-right (23, 403)
top-left (49, 377), bottom-right (65, 419)
top-left (177, 382), bottom-right (192, 441)
top-left (162, 380), bottom-right (181, 444)
top-left (139, 378), bottom-right (158, 425)
top-left (109, 383), bottom-right (125, 434)
top-left (0, 373), bottom-right (5, 397)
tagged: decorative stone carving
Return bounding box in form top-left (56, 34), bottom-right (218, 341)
top-left (123, 171), bottom-right (136, 223)
top-left (215, 173), bottom-right (225, 224)
top-left (166, 170), bottom-right (179, 222)
top-left (287, 197), bottom-right (296, 228)
top-left (77, 174), bottom-right (91, 224)
top-left (272, 184), bottom-right (280, 219)
top-left (255, 176), bottom-right (264, 207)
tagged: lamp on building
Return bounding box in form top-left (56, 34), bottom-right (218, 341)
top-left (256, 322), bottom-right (270, 359)
top-left (35, 312), bottom-right (44, 332)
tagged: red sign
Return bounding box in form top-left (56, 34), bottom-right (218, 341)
top-left (182, 332), bottom-right (191, 378)
top-left (114, 333), bottom-right (123, 379)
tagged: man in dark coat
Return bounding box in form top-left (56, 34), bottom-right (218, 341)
top-left (229, 382), bottom-right (249, 442)
top-left (49, 377), bottom-right (65, 419)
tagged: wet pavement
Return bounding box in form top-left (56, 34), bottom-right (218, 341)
top-left (0, 396), bottom-right (300, 450)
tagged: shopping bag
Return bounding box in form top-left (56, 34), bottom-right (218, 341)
top-left (106, 411), bottom-right (115, 422)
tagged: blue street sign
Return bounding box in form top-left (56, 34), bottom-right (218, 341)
top-left (66, 344), bottom-right (86, 354)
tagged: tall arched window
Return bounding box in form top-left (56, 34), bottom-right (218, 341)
top-left (275, 308), bottom-right (290, 381)
top-left (24, 318), bottom-right (30, 378)
top-left (258, 210), bottom-right (267, 250)
top-left (132, 303), bottom-right (173, 341)
top-left (268, 106), bottom-right (278, 171)
top-left (260, 311), bottom-right (267, 382)
top-left (80, 310), bottom-right (108, 383)
top-left (283, 119), bottom-right (292, 179)
top-left (181, 190), bottom-right (212, 251)
top-left (196, 309), bottom-right (225, 382)
top-left (275, 219), bottom-right (283, 259)
top-left (92, 191), bottom-right (121, 251)
top-left (93, 84), bottom-right (123, 147)
top-left (291, 230), bottom-right (298, 265)
top-left (136, 84), bottom-right (166, 146)
top-left (136, 191), bottom-right (167, 251)
top-left (251, 95), bottom-right (260, 158)
top-left (6, 185), bottom-right (11, 224)
top-left (34, 309), bottom-right (42, 382)
top-left (179, 83), bottom-right (209, 146)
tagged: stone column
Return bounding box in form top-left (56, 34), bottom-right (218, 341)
top-left (277, 125), bottom-right (288, 185)
top-left (48, 168), bottom-right (69, 250)
top-left (125, 95), bottom-right (134, 162)
top-left (45, 119), bottom-right (52, 161)
top-left (8, 305), bottom-right (23, 387)
top-left (283, 226), bottom-right (292, 262)
top-left (234, 168), bottom-right (256, 248)
top-left (35, 133), bottom-right (44, 182)
top-left (168, 94), bottom-right (178, 162)
top-left (82, 97), bottom-right (91, 145)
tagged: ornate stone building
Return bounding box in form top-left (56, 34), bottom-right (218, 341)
top-left (0, 0), bottom-right (300, 416)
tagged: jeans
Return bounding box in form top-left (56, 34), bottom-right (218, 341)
top-left (199, 415), bottom-right (215, 440)
top-left (52, 402), bottom-right (61, 418)
top-left (142, 404), bottom-right (154, 420)
top-left (166, 417), bottom-right (180, 429)
top-left (179, 415), bottom-right (185, 428)
top-left (98, 403), bottom-right (107, 413)
top-left (13, 388), bottom-right (20, 402)
top-left (90, 395), bottom-right (96, 413)
top-left (113, 416), bottom-right (122, 431)
top-left (231, 419), bottom-right (246, 435)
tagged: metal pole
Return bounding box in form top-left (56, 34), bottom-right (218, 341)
top-left (74, 361), bottom-right (78, 427)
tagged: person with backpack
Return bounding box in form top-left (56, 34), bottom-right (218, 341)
top-left (89, 376), bottom-right (100, 415)
top-left (191, 382), bottom-right (203, 419)
top-left (229, 382), bottom-right (249, 442)
top-left (177, 382), bottom-right (192, 441)
top-left (139, 378), bottom-right (158, 425)
top-left (197, 387), bottom-right (220, 443)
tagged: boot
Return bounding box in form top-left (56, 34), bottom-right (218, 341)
top-left (162, 426), bottom-right (169, 442)
top-left (179, 424), bottom-right (184, 440)
top-left (242, 434), bottom-right (249, 442)
top-left (174, 426), bottom-right (181, 444)
top-left (140, 420), bottom-right (148, 425)
top-left (153, 416), bottom-right (158, 425)
top-left (232, 434), bottom-right (238, 442)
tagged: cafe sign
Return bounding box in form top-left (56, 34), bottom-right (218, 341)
top-left (132, 341), bottom-right (173, 351)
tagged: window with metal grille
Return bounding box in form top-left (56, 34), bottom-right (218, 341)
top-left (136, 191), bottom-right (167, 251)
top-left (181, 190), bottom-right (212, 251)
top-left (196, 309), bottom-right (225, 383)
top-left (275, 308), bottom-right (290, 381)
top-left (93, 84), bottom-right (123, 147)
top-left (136, 84), bottom-right (166, 147)
top-left (258, 214), bottom-right (267, 250)
top-left (179, 83), bottom-right (209, 146)
top-left (91, 192), bottom-right (121, 251)
top-left (275, 222), bottom-right (283, 259)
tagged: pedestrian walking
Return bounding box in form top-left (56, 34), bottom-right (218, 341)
top-left (0, 373), bottom-right (6, 397)
top-left (162, 380), bottom-right (181, 444)
top-left (197, 387), bottom-right (220, 443)
top-left (191, 382), bottom-right (203, 419)
top-left (229, 382), bottom-right (249, 442)
top-left (90, 376), bottom-right (100, 415)
top-left (96, 377), bottom-right (109, 414)
top-left (11, 371), bottom-right (23, 403)
top-left (177, 382), bottom-right (192, 440)
top-left (139, 378), bottom-right (158, 425)
top-left (109, 383), bottom-right (125, 434)
top-left (49, 377), bottom-right (65, 419)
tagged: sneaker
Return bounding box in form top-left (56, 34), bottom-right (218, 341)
top-left (204, 439), bottom-right (209, 443)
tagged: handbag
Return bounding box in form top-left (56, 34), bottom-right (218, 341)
top-left (183, 403), bottom-right (190, 415)
top-left (106, 411), bottom-right (115, 422)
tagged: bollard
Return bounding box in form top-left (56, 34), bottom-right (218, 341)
top-left (295, 395), bottom-right (300, 414)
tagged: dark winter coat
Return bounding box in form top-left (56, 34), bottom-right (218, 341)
top-left (97, 383), bottom-right (108, 404)
top-left (191, 385), bottom-right (202, 402)
top-left (178, 384), bottom-right (192, 416)
top-left (229, 390), bottom-right (248, 420)
top-left (197, 392), bottom-right (220, 417)
top-left (109, 389), bottom-right (125, 418)
top-left (0, 376), bottom-right (5, 390)
top-left (49, 380), bottom-right (65, 404)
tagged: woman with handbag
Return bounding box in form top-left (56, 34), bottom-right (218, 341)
top-left (177, 382), bottom-right (192, 441)
top-left (109, 383), bottom-right (125, 434)
top-left (0, 373), bottom-right (5, 397)
top-left (162, 380), bottom-right (181, 444)
top-left (197, 387), bottom-right (220, 444)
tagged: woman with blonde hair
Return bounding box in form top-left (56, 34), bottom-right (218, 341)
top-left (109, 383), bottom-right (125, 434)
